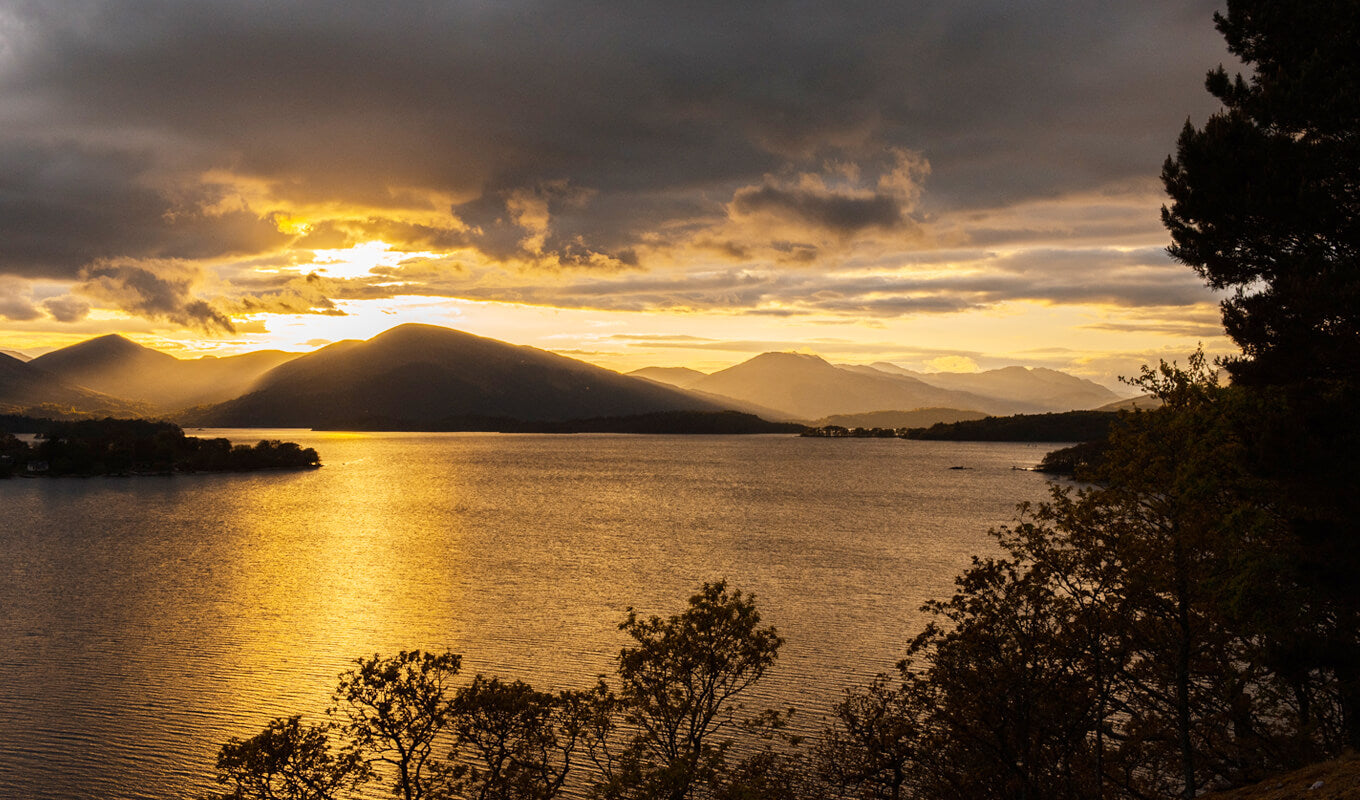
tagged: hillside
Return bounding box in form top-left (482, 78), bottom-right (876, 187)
top-left (30, 335), bottom-right (299, 411)
top-left (191, 324), bottom-right (730, 428)
top-left (862, 362), bottom-right (1123, 411)
top-left (1208, 752), bottom-right (1360, 799)
top-left (0, 353), bottom-right (149, 417)
top-left (627, 366), bottom-right (708, 388)
top-left (688, 352), bottom-right (1033, 420)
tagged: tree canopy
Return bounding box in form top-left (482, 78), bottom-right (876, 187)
top-left (1161, 0), bottom-right (1360, 385)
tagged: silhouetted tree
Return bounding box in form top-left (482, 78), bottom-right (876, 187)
top-left (210, 716), bottom-right (368, 800)
top-left (1162, 0), bottom-right (1360, 386)
top-left (445, 675), bottom-right (600, 800)
top-left (330, 650), bottom-right (461, 800)
top-left (589, 581), bottom-right (785, 800)
top-left (814, 674), bottom-right (930, 800)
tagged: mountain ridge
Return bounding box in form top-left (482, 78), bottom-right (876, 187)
top-left (188, 323), bottom-right (728, 428)
top-left (30, 335), bottom-right (300, 411)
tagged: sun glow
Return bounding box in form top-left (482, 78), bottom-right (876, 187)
top-left (304, 241), bottom-right (441, 280)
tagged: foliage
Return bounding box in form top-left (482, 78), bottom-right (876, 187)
top-left (211, 716), bottom-right (369, 800)
top-left (331, 650), bottom-right (461, 800)
top-left (0, 416), bottom-right (319, 476)
top-left (1161, 0), bottom-right (1360, 385)
top-left (813, 675), bottom-right (930, 800)
top-left (904, 411), bottom-right (1118, 443)
top-left (214, 584), bottom-right (788, 800)
top-left (589, 581), bottom-right (785, 800)
top-left (810, 355), bottom-right (1353, 800)
top-left (445, 675), bottom-right (600, 800)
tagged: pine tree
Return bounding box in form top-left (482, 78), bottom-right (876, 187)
top-left (1161, 0), bottom-right (1360, 385)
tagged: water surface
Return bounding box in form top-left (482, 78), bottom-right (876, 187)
top-left (0, 432), bottom-right (1060, 799)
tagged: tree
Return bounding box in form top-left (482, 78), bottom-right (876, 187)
top-left (1161, 0), bottom-right (1360, 386)
top-left (211, 716), bottom-right (369, 800)
top-left (446, 675), bottom-right (599, 800)
top-left (1165, 0), bottom-right (1360, 739)
top-left (814, 674), bottom-right (930, 800)
top-left (591, 581), bottom-right (785, 800)
top-left (330, 650), bottom-right (461, 800)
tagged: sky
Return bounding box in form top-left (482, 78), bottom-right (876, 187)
top-left (0, 0), bottom-right (1237, 389)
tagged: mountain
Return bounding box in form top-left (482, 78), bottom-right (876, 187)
top-left (30, 334), bottom-right (299, 411)
top-left (627, 366), bottom-right (708, 389)
top-left (861, 362), bottom-right (1122, 411)
top-left (191, 323), bottom-right (729, 428)
top-left (0, 353), bottom-right (149, 417)
top-left (686, 352), bottom-right (1032, 421)
top-left (0, 348), bottom-right (31, 362)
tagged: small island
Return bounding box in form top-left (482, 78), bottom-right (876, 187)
top-left (0, 416), bottom-right (319, 478)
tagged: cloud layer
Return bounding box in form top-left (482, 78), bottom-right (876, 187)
top-left (0, 0), bottom-right (1232, 348)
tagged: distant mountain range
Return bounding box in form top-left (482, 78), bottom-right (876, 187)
top-left (0, 324), bottom-right (1130, 428)
top-left (632, 353), bottom-right (1122, 420)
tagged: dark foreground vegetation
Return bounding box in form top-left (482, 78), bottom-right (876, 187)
top-left (0, 416), bottom-right (319, 477)
top-left (214, 3), bottom-right (1360, 798)
top-left (317, 410), bottom-right (806, 434)
top-left (803, 410), bottom-right (1118, 442)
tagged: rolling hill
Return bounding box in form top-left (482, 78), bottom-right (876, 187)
top-left (627, 366), bottom-right (708, 389)
top-left (190, 323), bottom-right (729, 428)
top-left (0, 353), bottom-right (148, 417)
top-left (860, 362), bottom-right (1122, 411)
top-left (29, 335), bottom-right (300, 411)
top-left (685, 352), bottom-right (1037, 420)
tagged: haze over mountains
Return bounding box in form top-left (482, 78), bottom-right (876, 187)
top-left (29, 335), bottom-right (299, 411)
top-left (1, 323), bottom-right (1127, 427)
top-left (0, 352), bottom-right (146, 417)
top-left (632, 353), bottom-right (1121, 420)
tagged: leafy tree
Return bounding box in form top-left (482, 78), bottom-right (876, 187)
top-left (590, 581), bottom-right (785, 800)
top-left (1161, 0), bottom-right (1360, 386)
top-left (814, 674), bottom-right (930, 800)
top-left (445, 675), bottom-right (599, 800)
top-left (330, 650), bottom-right (461, 800)
top-left (210, 716), bottom-right (368, 800)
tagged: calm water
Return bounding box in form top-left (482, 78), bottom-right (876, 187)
top-left (0, 432), bottom-right (1060, 799)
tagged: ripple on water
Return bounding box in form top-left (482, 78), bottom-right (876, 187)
top-left (0, 433), bottom-right (1061, 799)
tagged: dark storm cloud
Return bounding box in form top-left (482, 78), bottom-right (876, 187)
top-left (77, 261), bottom-right (235, 332)
top-left (730, 185), bottom-right (904, 235)
top-left (0, 0), bottom-right (1228, 278)
top-left (0, 141), bottom-right (289, 279)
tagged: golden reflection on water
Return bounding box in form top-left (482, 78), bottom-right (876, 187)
top-left (0, 433), bottom-right (1058, 800)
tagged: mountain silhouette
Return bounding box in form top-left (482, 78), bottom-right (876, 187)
top-left (0, 352), bottom-right (148, 417)
top-left (30, 334), bottom-right (299, 411)
top-left (860, 362), bottom-right (1121, 411)
top-left (191, 323), bottom-right (727, 428)
top-left (684, 352), bottom-right (1036, 420)
top-left (627, 366), bottom-right (708, 388)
